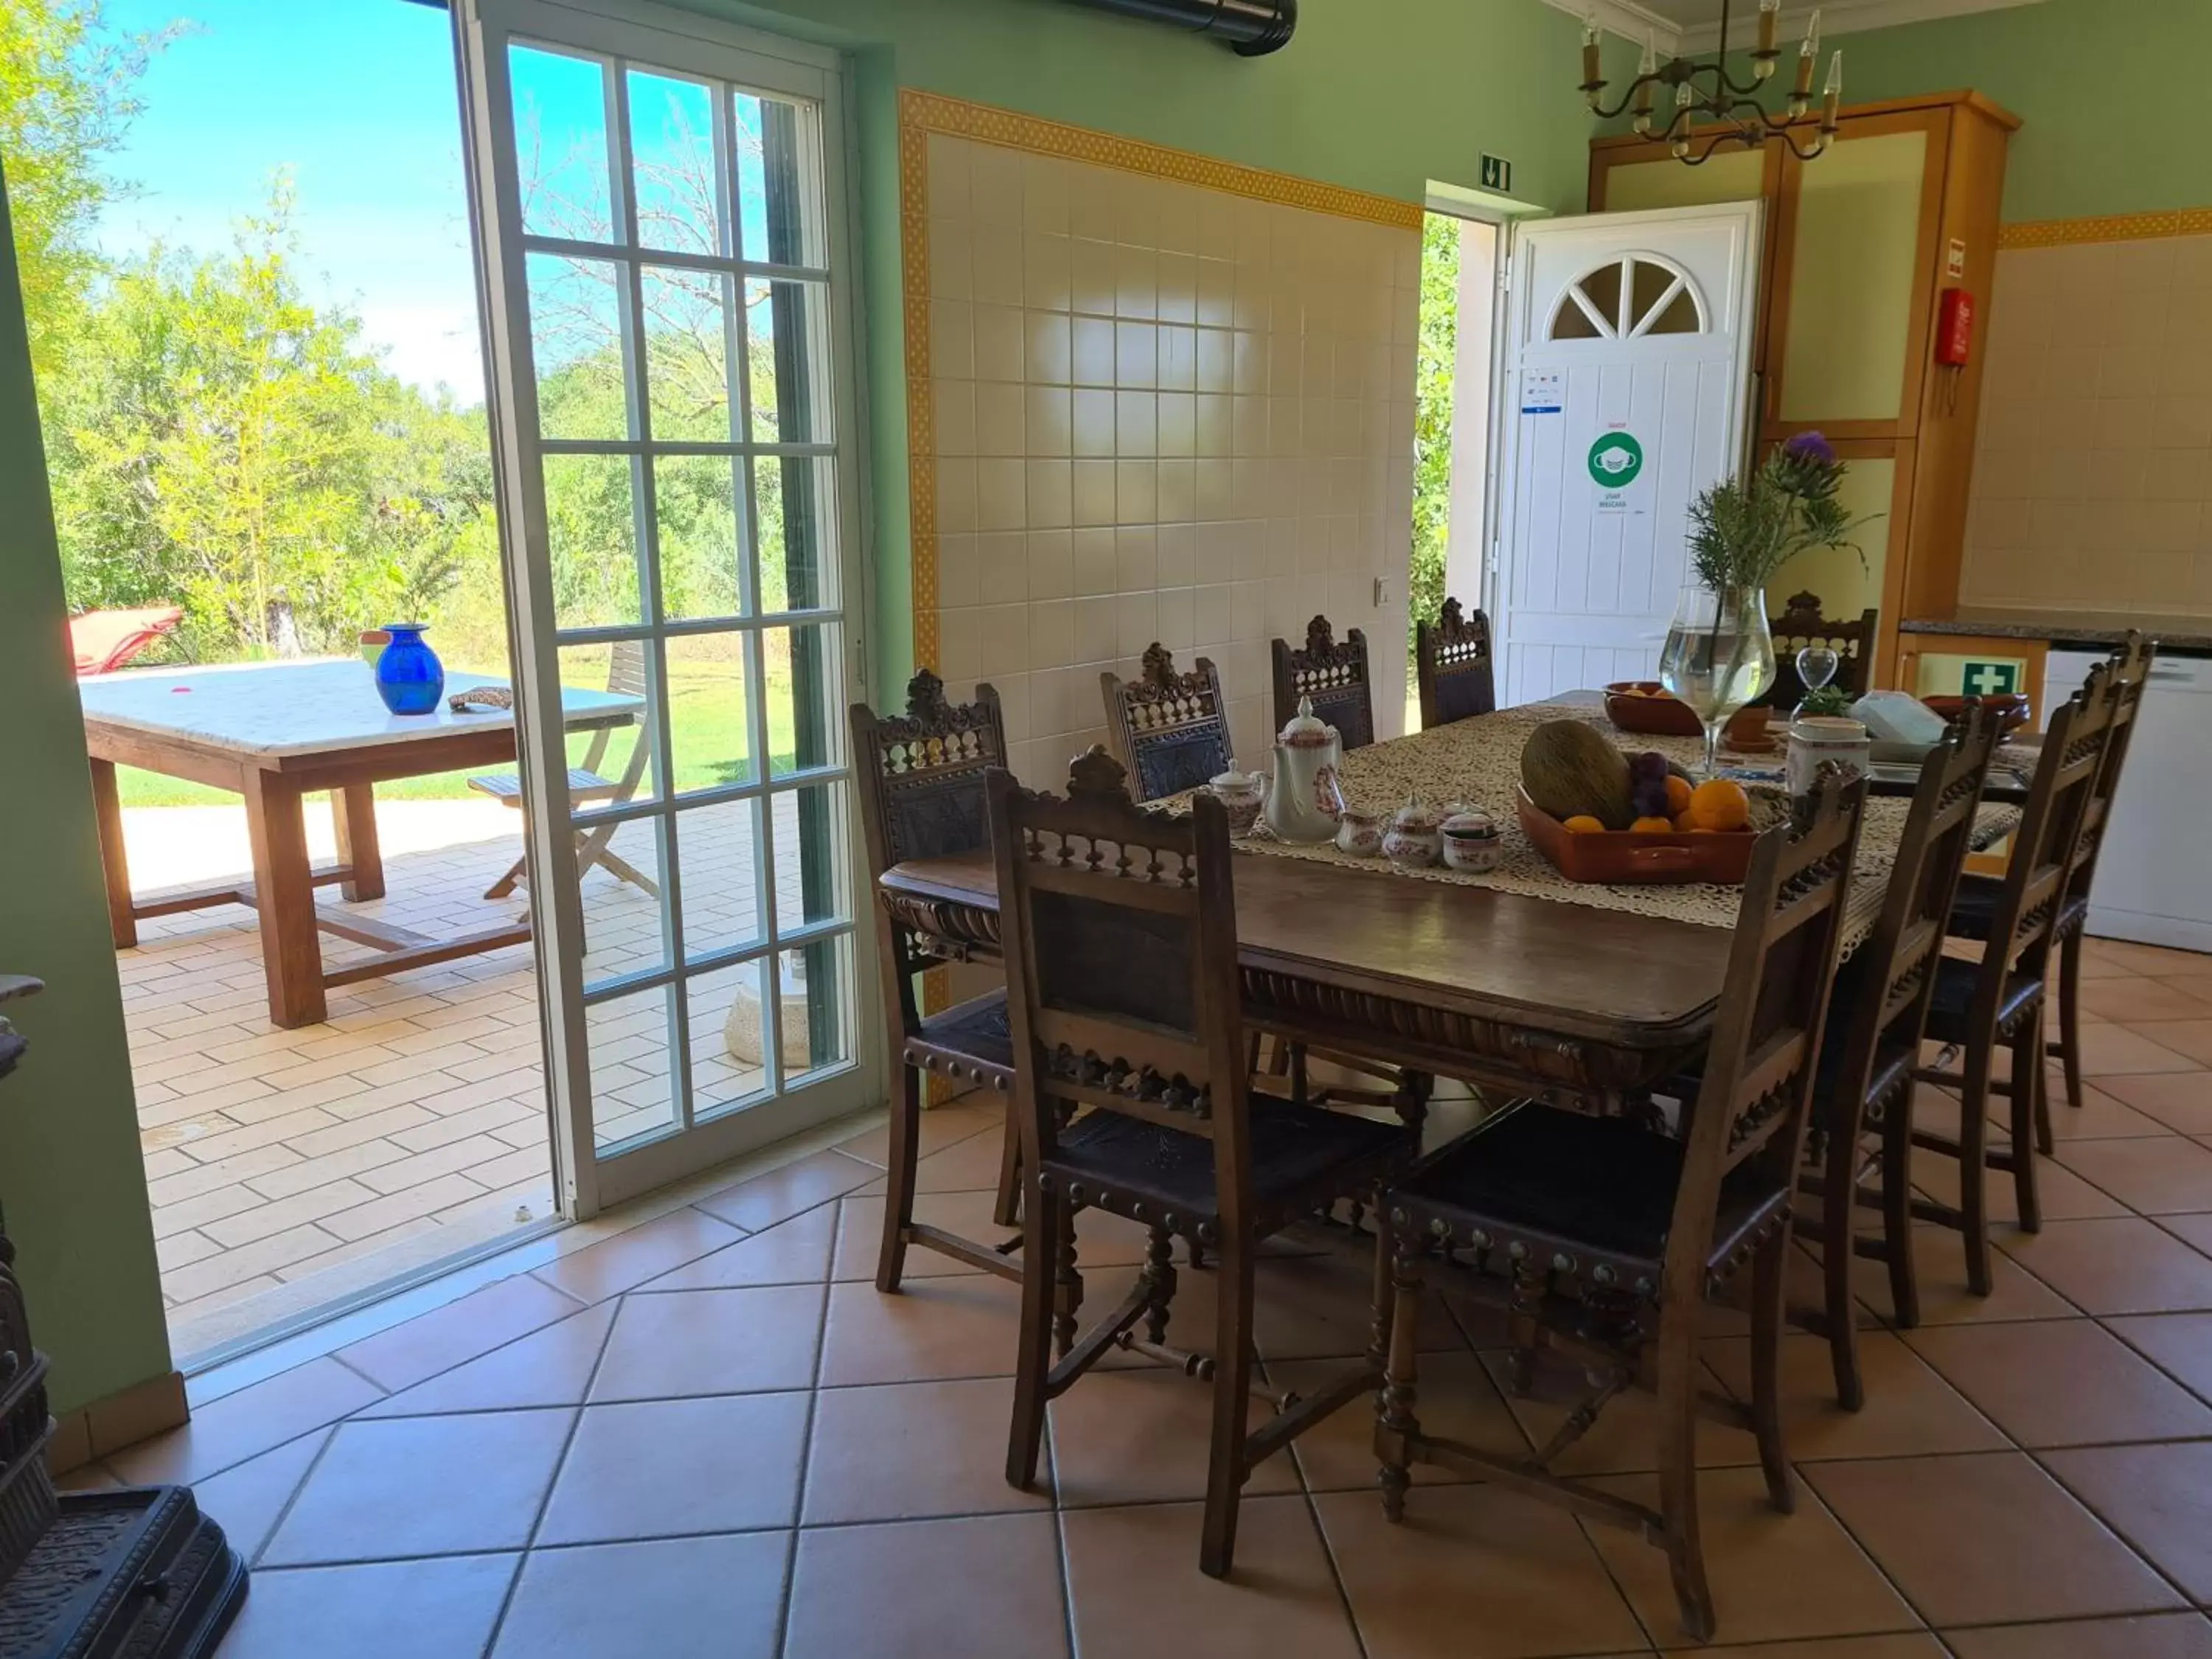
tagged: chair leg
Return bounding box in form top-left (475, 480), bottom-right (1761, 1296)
top-left (1958, 1042), bottom-right (1995, 1298)
top-left (1143, 1224), bottom-right (1178, 1346)
top-left (991, 1097), bottom-right (1022, 1230)
top-left (1750, 1232), bottom-right (1797, 1511)
top-left (1377, 1231), bottom-right (1422, 1523)
top-left (1505, 1256), bottom-right (1545, 1397)
top-left (2057, 925), bottom-right (2086, 1110)
top-left (1880, 1093), bottom-right (1921, 1330)
top-left (874, 1065), bottom-right (923, 1294)
top-left (2011, 1015), bottom-right (2047, 1230)
top-left (2031, 1003), bottom-right (2055, 1159)
top-left (1052, 1203), bottom-right (1083, 1361)
top-left (1655, 1314), bottom-right (1716, 1643)
top-left (1199, 1235), bottom-right (1256, 1580)
top-left (484, 855), bottom-right (526, 901)
top-left (1005, 1177), bottom-right (1061, 1494)
top-left (1820, 1135), bottom-right (1864, 1412)
top-left (594, 848), bottom-right (660, 897)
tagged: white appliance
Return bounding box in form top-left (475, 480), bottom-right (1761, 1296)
top-left (2047, 647), bottom-right (2212, 954)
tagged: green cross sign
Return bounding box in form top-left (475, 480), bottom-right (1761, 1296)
top-left (1961, 661), bottom-right (2020, 697)
top-left (1587, 431), bottom-right (1644, 489)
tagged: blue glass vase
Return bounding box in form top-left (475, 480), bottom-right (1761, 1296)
top-left (374, 623), bottom-right (445, 717)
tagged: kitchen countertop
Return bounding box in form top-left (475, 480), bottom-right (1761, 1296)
top-left (1899, 610), bottom-right (2212, 653)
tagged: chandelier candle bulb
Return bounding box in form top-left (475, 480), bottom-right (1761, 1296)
top-left (1582, 12), bottom-right (1603, 97)
top-left (1822, 49), bottom-right (1844, 128)
top-left (1795, 10), bottom-right (1820, 102)
top-left (1756, 0), bottom-right (1779, 66)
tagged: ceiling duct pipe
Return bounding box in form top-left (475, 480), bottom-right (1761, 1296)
top-left (1060, 0), bottom-right (1295, 56)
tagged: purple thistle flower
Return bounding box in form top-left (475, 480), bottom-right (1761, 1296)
top-left (1783, 430), bottom-right (1837, 467)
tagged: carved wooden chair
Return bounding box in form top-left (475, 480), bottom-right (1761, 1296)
top-left (1914, 661), bottom-right (2118, 1298)
top-left (1414, 597), bottom-right (1495, 728)
top-left (1271, 614), bottom-right (1376, 751)
top-left (1947, 633), bottom-right (2153, 1110)
top-left (1099, 644), bottom-right (1236, 802)
top-left (1797, 705), bottom-right (1999, 1407)
top-left (470, 638), bottom-right (658, 905)
top-left (1765, 591), bottom-right (1879, 707)
top-left (993, 749), bottom-right (1415, 1577)
top-left (1374, 769), bottom-right (1867, 1642)
top-left (849, 669), bottom-right (1023, 1287)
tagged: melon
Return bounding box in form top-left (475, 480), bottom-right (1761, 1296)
top-left (1520, 720), bottom-right (1632, 830)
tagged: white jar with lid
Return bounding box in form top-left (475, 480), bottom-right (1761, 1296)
top-left (1787, 715), bottom-right (1872, 796)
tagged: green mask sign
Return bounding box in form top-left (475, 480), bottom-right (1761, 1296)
top-left (1587, 431), bottom-right (1644, 487)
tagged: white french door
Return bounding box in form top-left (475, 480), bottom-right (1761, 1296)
top-left (1491, 204), bottom-right (1762, 706)
top-left (453, 0), bottom-right (875, 1214)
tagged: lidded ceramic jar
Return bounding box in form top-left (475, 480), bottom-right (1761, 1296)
top-left (1440, 807), bottom-right (1502, 873)
top-left (1382, 796), bottom-right (1444, 869)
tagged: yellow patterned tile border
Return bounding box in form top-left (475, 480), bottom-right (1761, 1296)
top-left (896, 86), bottom-right (1422, 680)
top-left (1999, 206), bottom-right (2212, 249)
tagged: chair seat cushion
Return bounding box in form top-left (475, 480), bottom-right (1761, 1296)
top-left (908, 990), bottom-right (1014, 1080)
top-left (1922, 954), bottom-right (2042, 1045)
top-left (1046, 1097), bottom-right (1407, 1225)
top-left (1391, 1103), bottom-right (1784, 1270)
top-left (468, 768), bottom-right (620, 803)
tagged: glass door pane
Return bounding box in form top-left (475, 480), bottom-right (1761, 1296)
top-left (455, 0), bottom-right (872, 1214)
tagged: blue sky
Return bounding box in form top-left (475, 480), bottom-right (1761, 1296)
top-left (97, 0), bottom-right (487, 401)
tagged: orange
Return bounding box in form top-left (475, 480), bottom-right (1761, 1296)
top-left (1663, 774), bottom-right (1693, 816)
top-left (1686, 778), bottom-right (1750, 832)
top-left (1630, 815), bottom-right (1674, 834)
top-left (1672, 810), bottom-right (1696, 832)
top-left (1562, 814), bottom-right (1605, 834)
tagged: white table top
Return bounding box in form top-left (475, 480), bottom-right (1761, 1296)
top-left (78, 658), bottom-right (639, 761)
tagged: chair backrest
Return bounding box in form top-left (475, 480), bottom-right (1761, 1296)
top-left (1975, 659), bottom-right (2119, 997)
top-left (1668, 769), bottom-right (1866, 1296)
top-left (2064, 632), bottom-right (2153, 908)
top-left (582, 637), bottom-right (657, 790)
top-left (1765, 591), bottom-right (1879, 706)
top-left (1415, 598), bottom-right (1495, 728)
top-left (991, 749), bottom-right (1251, 1218)
top-left (1099, 643), bottom-right (1235, 803)
top-left (1272, 615), bottom-right (1376, 751)
top-left (1828, 704), bottom-right (2000, 1125)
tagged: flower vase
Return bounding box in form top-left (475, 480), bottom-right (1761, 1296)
top-left (374, 623), bottom-right (445, 716)
top-left (1658, 584), bottom-right (1775, 779)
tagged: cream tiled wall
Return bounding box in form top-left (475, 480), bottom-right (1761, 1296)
top-left (924, 134), bottom-right (1419, 784)
top-left (1964, 233), bottom-right (2212, 611)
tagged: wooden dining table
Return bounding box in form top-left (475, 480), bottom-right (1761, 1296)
top-left (81, 658), bottom-right (638, 1029)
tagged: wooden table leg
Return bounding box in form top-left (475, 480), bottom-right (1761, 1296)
top-left (244, 769), bottom-right (327, 1028)
top-left (332, 782), bottom-right (386, 902)
top-left (88, 757), bottom-right (137, 949)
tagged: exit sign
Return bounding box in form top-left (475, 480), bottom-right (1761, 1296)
top-left (1480, 153), bottom-right (1512, 193)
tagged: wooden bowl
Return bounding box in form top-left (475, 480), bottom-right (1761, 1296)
top-left (1922, 692), bottom-right (2033, 740)
top-left (1604, 682), bottom-right (1773, 750)
top-left (1514, 787), bottom-right (1756, 885)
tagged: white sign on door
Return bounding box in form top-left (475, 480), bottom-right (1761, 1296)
top-left (1587, 425), bottom-right (1649, 517)
top-left (1520, 367), bottom-right (1563, 415)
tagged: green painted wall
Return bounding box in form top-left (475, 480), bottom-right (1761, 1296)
top-left (0, 165), bottom-right (173, 1415)
top-left (1837, 0), bottom-right (2206, 223)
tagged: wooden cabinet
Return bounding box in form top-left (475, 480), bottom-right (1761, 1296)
top-left (1590, 92), bottom-right (2017, 686)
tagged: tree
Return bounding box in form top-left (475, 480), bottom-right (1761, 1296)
top-left (1408, 212), bottom-right (1461, 663)
top-left (0, 0), bottom-right (165, 375)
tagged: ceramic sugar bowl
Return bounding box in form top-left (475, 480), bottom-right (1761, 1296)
top-left (1334, 807), bottom-right (1384, 858)
top-left (1208, 769), bottom-right (1266, 836)
top-left (1440, 807), bottom-right (1502, 873)
top-left (1382, 796), bottom-right (1444, 870)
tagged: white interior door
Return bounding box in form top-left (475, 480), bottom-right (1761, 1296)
top-left (1492, 203), bottom-right (1761, 706)
top-left (453, 0), bottom-right (876, 1216)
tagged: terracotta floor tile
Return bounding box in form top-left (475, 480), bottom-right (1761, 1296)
top-left (1802, 1451), bottom-right (2182, 1627)
top-left (1703, 1331), bottom-right (2007, 1461)
top-left (187, 1427), bottom-right (328, 1564)
top-left (828, 1187), bottom-right (1020, 1281)
top-left (802, 1376), bottom-right (1051, 1524)
top-left (1481, 1349), bottom-right (1759, 1476)
top-left (2121, 1071), bottom-right (2212, 1133)
top-left (529, 1206), bottom-right (745, 1302)
top-left (2107, 1311), bottom-right (2212, 1402)
top-left (2116, 1019), bottom-right (2212, 1068)
top-left (1253, 1245), bottom-right (1465, 1360)
top-left (2157, 1211), bottom-right (2212, 1259)
top-left (2076, 978), bottom-right (2212, 1024)
top-left (1585, 1467), bottom-right (1920, 1649)
top-left (785, 1513), bottom-right (1068, 1659)
top-left (2044, 1441), bottom-right (2212, 1601)
top-left (832, 1099), bottom-right (1004, 1169)
top-left (1278, 1349), bottom-right (1526, 1494)
top-left (1996, 1217), bottom-right (2212, 1315)
top-left (816, 1273), bottom-right (1026, 1388)
top-left (1048, 1362), bottom-right (1304, 1508)
top-left (355, 1300), bottom-right (618, 1419)
top-left (2070, 1023), bottom-right (2204, 1076)
top-left (1911, 1141), bottom-right (2131, 1222)
top-left (1905, 1317), bottom-right (2212, 1446)
top-left (1941, 1613), bottom-right (2212, 1658)
top-left (638, 1205), bottom-right (837, 1292)
top-left (1062, 1495), bottom-right (1363, 1659)
top-left (2087, 941), bottom-right (2211, 978)
top-left (489, 1533), bottom-right (787, 1659)
top-left (692, 1148), bottom-right (879, 1231)
top-left (332, 1273), bottom-right (584, 1394)
top-left (535, 1391), bottom-right (808, 1545)
top-left (2017, 1085), bottom-right (2177, 1141)
top-left (908, 1127), bottom-right (1023, 1195)
top-left (589, 1283), bottom-right (824, 1401)
top-left (1690, 1640), bottom-right (1946, 1659)
top-left (1315, 1484), bottom-right (1648, 1659)
top-left (108, 1357), bottom-right (383, 1486)
top-left (261, 1408), bottom-right (574, 1565)
top-left (2058, 1135), bottom-right (2212, 1214)
top-left (213, 1553), bottom-right (518, 1659)
top-left (1865, 1222), bottom-right (2081, 1325)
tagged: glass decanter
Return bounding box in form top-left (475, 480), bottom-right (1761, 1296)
top-left (1658, 583), bottom-right (1776, 780)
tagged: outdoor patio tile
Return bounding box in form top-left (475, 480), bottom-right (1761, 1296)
top-left (489, 1533), bottom-right (787, 1659)
top-left (2043, 1441), bottom-right (2212, 1602)
top-left (144, 1143), bottom-right (301, 1208)
top-left (1905, 1317), bottom-right (2212, 1446)
top-left (803, 1375), bottom-right (1054, 1524)
top-left (589, 1283), bottom-right (825, 1401)
top-left (260, 1408), bottom-right (574, 1565)
top-left (334, 1271), bottom-right (583, 1393)
top-left (785, 1513), bottom-right (1068, 1659)
top-left (692, 1147), bottom-right (880, 1231)
top-left (319, 1172), bottom-right (490, 1243)
top-left (200, 1178), bottom-right (383, 1250)
top-left (351, 1133), bottom-right (515, 1196)
top-left (1941, 1614), bottom-right (2212, 1658)
top-left (159, 1223), bottom-right (358, 1303)
top-left (529, 1205), bottom-right (744, 1303)
top-left (535, 1391), bottom-right (808, 1545)
top-left (637, 1205), bottom-right (838, 1292)
top-left (110, 1357), bottom-right (383, 1486)
top-left (213, 1554), bottom-right (518, 1659)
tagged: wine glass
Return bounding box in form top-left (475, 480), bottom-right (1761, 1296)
top-left (1795, 642), bottom-right (1841, 712)
top-left (1658, 584), bottom-right (1776, 780)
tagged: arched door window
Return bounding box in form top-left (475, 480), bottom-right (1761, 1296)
top-left (1545, 254), bottom-right (1708, 341)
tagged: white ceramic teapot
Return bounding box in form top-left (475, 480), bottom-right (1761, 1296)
top-left (1262, 696), bottom-right (1345, 844)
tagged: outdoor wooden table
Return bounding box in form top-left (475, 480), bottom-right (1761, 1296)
top-left (80, 658), bottom-right (638, 1029)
